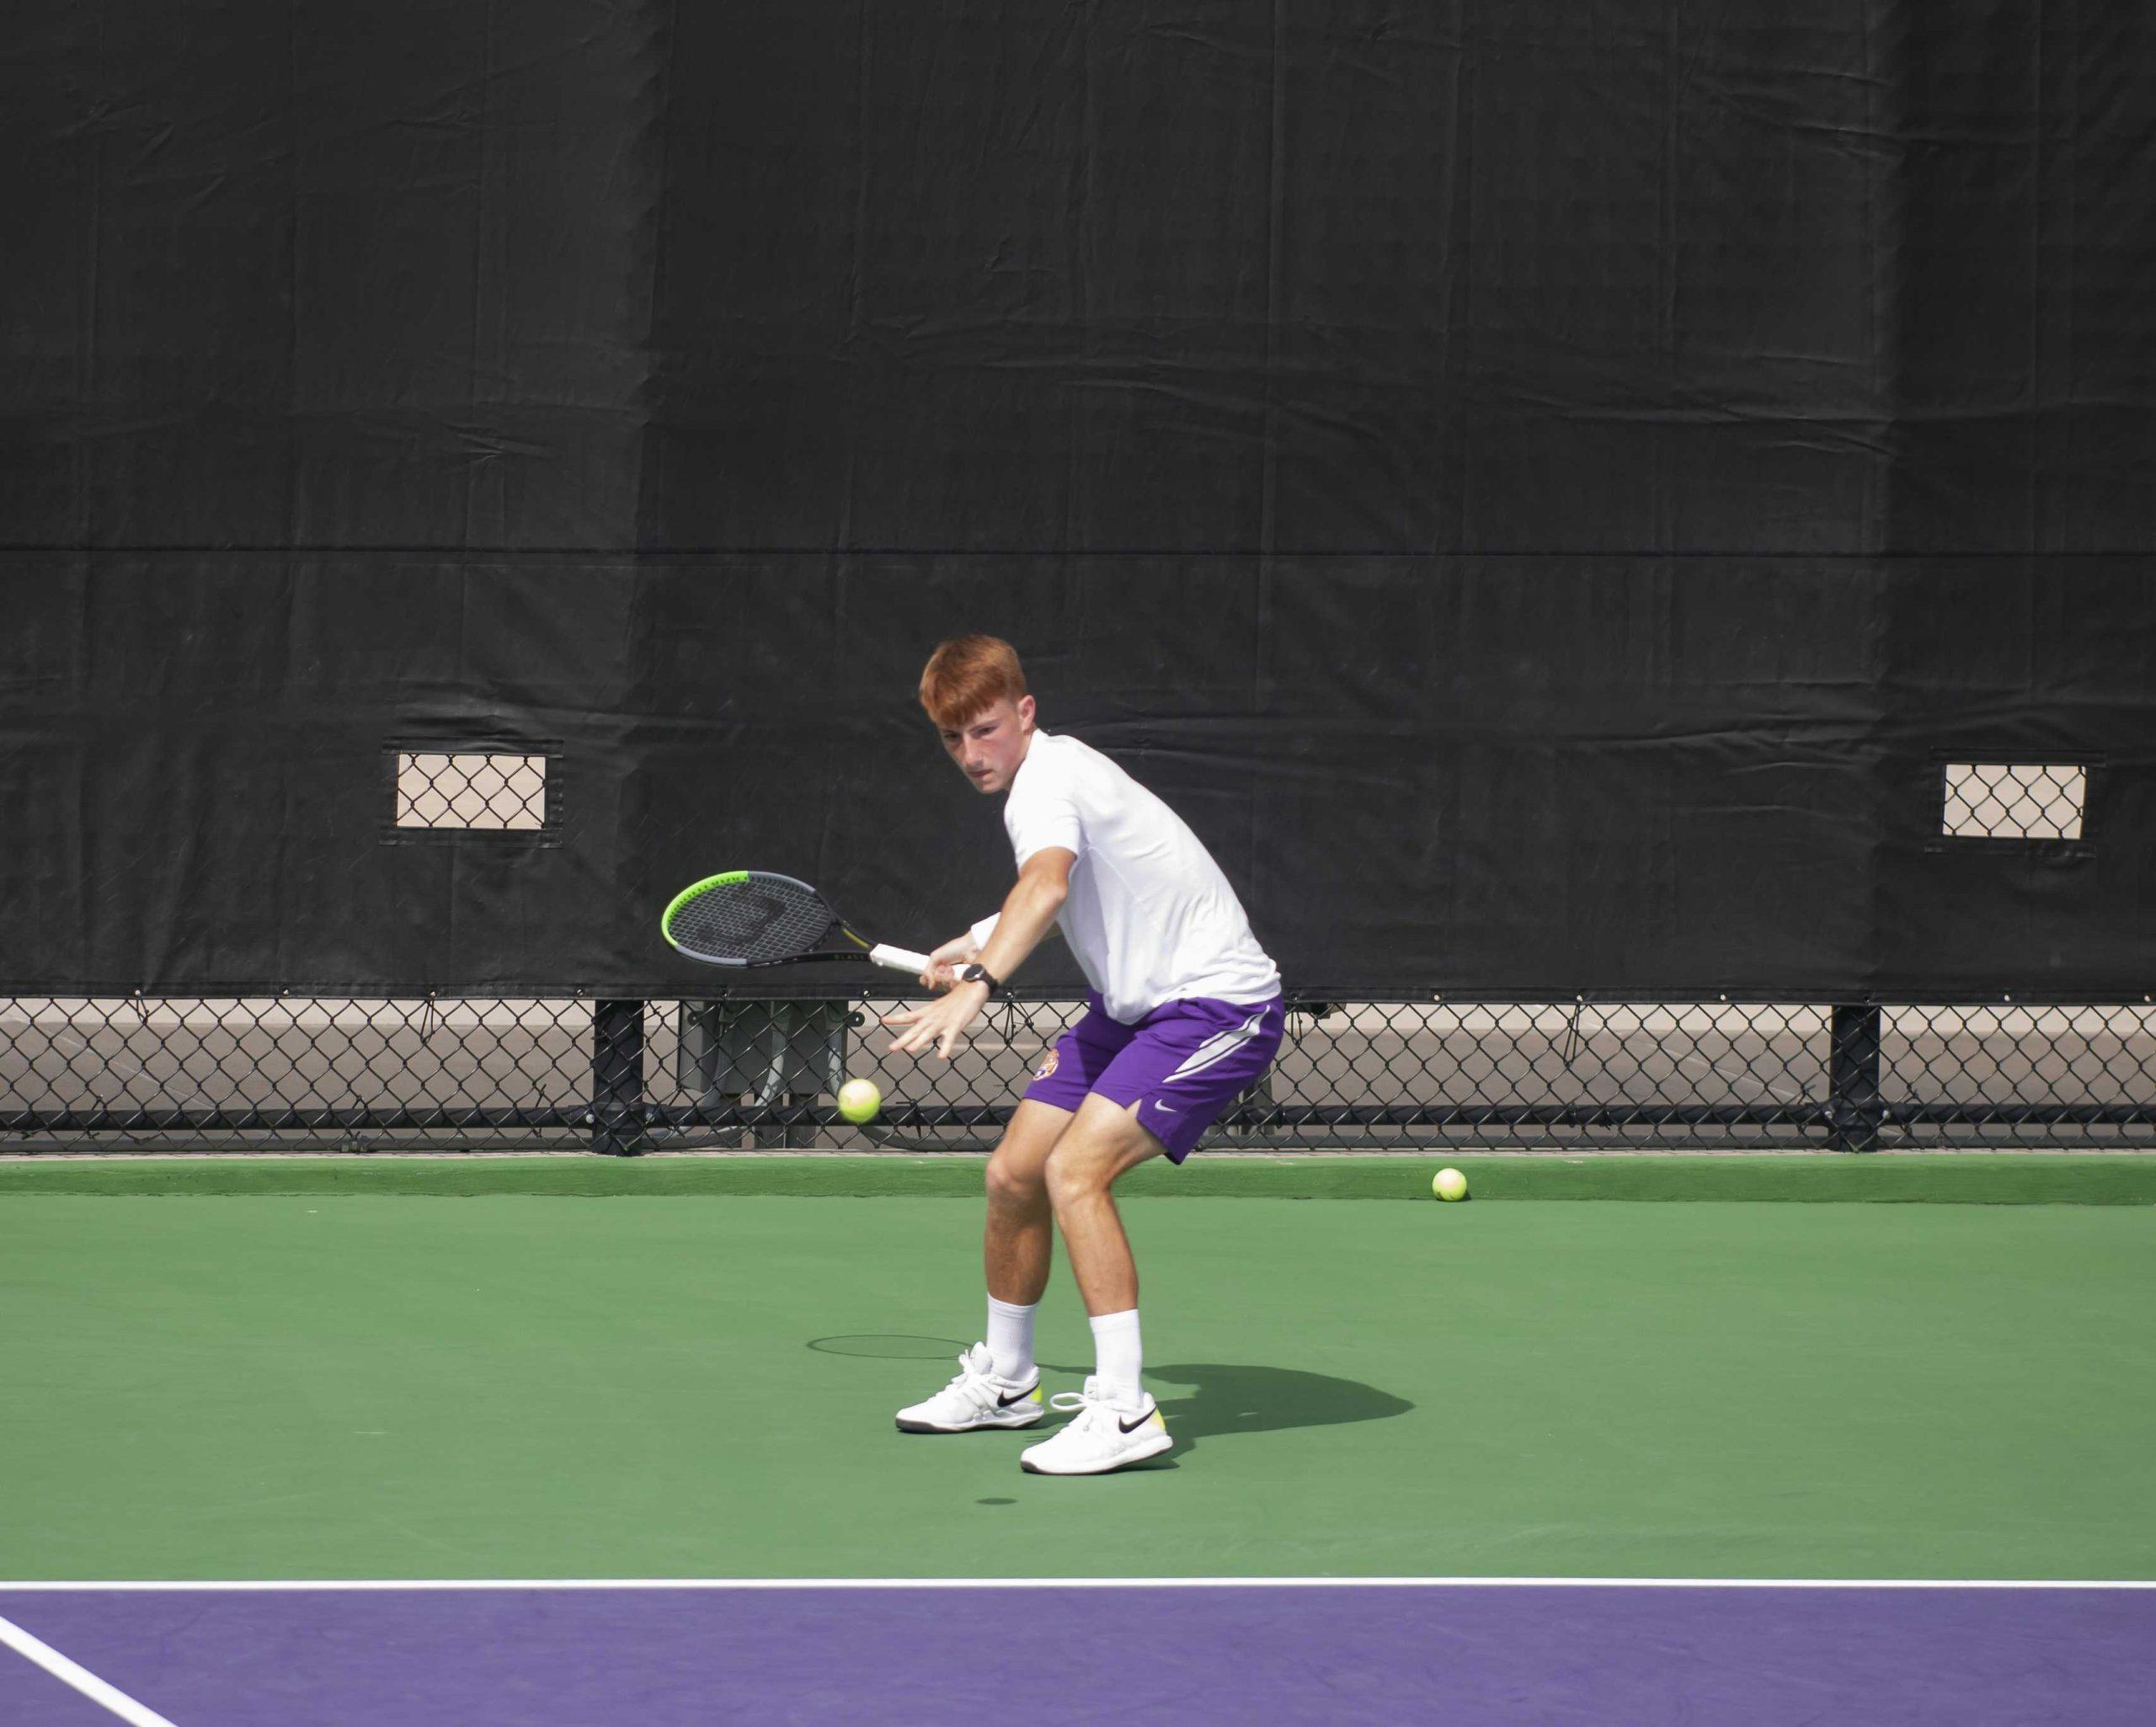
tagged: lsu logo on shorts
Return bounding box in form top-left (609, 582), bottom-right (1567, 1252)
top-left (1034, 1050), bottom-right (1059, 1081)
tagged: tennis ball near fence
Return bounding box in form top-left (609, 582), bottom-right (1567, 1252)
top-left (837, 1078), bottom-right (882, 1125)
top-left (1431, 1167), bottom-right (1469, 1202)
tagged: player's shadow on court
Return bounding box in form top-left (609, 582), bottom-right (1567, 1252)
top-left (1045, 1362), bottom-right (1412, 1456)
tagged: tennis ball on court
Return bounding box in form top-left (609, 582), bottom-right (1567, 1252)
top-left (837, 1078), bottom-right (882, 1125)
top-left (1431, 1166), bottom-right (1469, 1202)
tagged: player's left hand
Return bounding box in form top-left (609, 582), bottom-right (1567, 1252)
top-left (918, 932), bottom-right (977, 993)
top-left (882, 980), bottom-right (990, 1060)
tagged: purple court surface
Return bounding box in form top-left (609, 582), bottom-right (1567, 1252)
top-left (3, 1580), bottom-right (2153, 1726)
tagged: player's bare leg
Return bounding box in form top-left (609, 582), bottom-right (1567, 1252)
top-left (894, 1099), bottom-right (1068, 1434)
top-left (1021, 1095), bottom-right (1173, 1475)
top-left (983, 1097), bottom-right (1070, 1305)
top-left (1040, 1095), bottom-right (1165, 1315)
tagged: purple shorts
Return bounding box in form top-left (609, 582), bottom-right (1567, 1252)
top-left (1024, 993), bottom-right (1286, 1162)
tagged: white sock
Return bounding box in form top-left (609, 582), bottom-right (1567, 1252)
top-left (1089, 1309), bottom-right (1144, 1405)
top-left (985, 1296), bottom-right (1037, 1383)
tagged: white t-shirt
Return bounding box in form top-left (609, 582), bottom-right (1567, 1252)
top-left (971, 729), bottom-right (1279, 1024)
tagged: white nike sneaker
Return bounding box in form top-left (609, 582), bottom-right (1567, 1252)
top-left (894, 1343), bottom-right (1043, 1433)
top-left (1017, 1376), bottom-right (1172, 1475)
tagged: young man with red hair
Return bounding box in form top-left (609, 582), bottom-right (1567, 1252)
top-left (885, 634), bottom-right (1283, 1475)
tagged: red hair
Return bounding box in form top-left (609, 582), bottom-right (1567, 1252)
top-left (919, 634), bottom-right (1027, 728)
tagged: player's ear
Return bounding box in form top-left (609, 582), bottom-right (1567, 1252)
top-left (1017, 693), bottom-right (1036, 731)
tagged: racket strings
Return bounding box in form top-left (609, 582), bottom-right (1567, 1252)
top-left (667, 876), bottom-right (835, 963)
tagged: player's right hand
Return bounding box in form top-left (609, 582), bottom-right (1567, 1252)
top-left (919, 934), bottom-right (979, 993)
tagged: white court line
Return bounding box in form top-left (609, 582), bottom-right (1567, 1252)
top-left (0, 1576), bottom-right (2151, 1591)
top-left (0, 1612), bottom-right (180, 1727)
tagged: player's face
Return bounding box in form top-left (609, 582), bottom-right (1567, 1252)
top-left (939, 696), bottom-right (1035, 793)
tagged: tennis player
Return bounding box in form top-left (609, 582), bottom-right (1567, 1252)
top-left (884, 635), bottom-right (1283, 1475)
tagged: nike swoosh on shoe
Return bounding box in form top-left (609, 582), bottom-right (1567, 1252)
top-left (998, 1385), bottom-right (1037, 1407)
top-left (1118, 1406), bottom-right (1157, 1434)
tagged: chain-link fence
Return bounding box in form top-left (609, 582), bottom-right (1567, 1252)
top-left (4, 993), bottom-right (2155, 1153)
top-left (1938, 761), bottom-right (2088, 843)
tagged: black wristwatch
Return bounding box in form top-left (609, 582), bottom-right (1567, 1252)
top-left (957, 963), bottom-right (1003, 996)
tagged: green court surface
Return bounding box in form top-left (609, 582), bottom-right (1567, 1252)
top-left (8, 1151), bottom-right (2156, 1202)
top-left (3, 1162), bottom-right (2153, 1584)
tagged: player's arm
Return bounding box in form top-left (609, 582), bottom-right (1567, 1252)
top-left (974, 847), bottom-right (1071, 984)
top-left (918, 848), bottom-right (1072, 989)
top-left (886, 848), bottom-right (1072, 1059)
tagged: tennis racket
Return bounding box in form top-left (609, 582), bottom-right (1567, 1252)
top-left (660, 871), bottom-right (934, 976)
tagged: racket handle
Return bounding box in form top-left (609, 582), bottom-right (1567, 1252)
top-left (869, 943), bottom-right (935, 977)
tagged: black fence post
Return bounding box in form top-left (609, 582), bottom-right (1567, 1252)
top-left (1827, 1004), bottom-right (1883, 1153)
top-left (591, 999), bottom-right (648, 1155)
